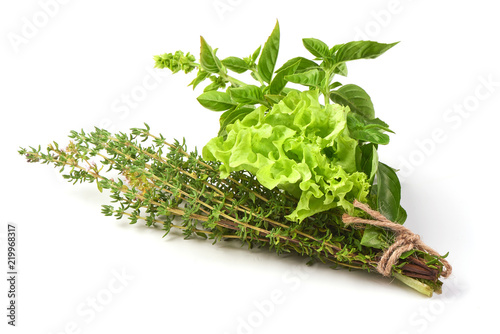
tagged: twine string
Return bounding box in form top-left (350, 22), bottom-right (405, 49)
top-left (342, 200), bottom-right (452, 278)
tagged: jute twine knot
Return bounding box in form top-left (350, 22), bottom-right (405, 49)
top-left (342, 200), bottom-right (452, 278)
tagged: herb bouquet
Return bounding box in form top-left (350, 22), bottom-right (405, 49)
top-left (21, 22), bottom-right (451, 296)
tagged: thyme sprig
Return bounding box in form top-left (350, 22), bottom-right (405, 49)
top-left (20, 125), bottom-right (445, 296)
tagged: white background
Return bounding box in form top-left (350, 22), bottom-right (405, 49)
top-left (1, 1), bottom-right (499, 333)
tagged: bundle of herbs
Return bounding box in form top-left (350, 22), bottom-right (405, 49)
top-left (20, 21), bottom-right (451, 296)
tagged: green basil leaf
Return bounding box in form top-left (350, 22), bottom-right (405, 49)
top-left (264, 94), bottom-right (285, 105)
top-left (200, 36), bottom-right (222, 73)
top-left (275, 57), bottom-right (319, 74)
top-left (376, 162), bottom-right (403, 223)
top-left (269, 59), bottom-right (300, 95)
top-left (329, 81), bottom-right (342, 90)
top-left (218, 106), bottom-right (255, 136)
top-left (199, 37), bottom-right (217, 73)
top-left (257, 21), bottom-right (280, 83)
top-left (330, 43), bottom-right (344, 56)
top-left (252, 45), bottom-right (262, 63)
top-left (330, 84), bottom-right (375, 119)
top-left (188, 70), bottom-right (210, 90)
top-left (302, 38), bottom-right (330, 59)
top-left (197, 91), bottom-right (236, 111)
top-left (358, 143), bottom-right (378, 184)
top-left (203, 82), bottom-right (218, 92)
top-left (285, 69), bottom-right (325, 88)
top-left (348, 113), bottom-right (393, 132)
top-left (335, 41), bottom-right (398, 64)
top-left (222, 56), bottom-right (249, 74)
top-left (366, 118), bottom-right (393, 133)
top-left (229, 85), bottom-right (265, 104)
top-left (347, 113), bottom-right (392, 145)
top-left (352, 128), bottom-right (390, 145)
top-left (333, 62), bottom-right (348, 76)
top-left (395, 205), bottom-right (407, 224)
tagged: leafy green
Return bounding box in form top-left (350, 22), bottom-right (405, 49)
top-left (196, 91), bottom-right (235, 111)
top-left (189, 70), bottom-right (210, 90)
top-left (357, 143), bottom-right (378, 184)
top-left (229, 85), bottom-right (266, 105)
top-left (284, 69), bottom-right (325, 89)
top-left (257, 21), bottom-right (280, 83)
top-left (218, 106), bottom-right (255, 137)
top-left (347, 114), bottom-right (391, 145)
top-left (251, 45), bottom-right (261, 63)
top-left (333, 62), bottom-right (348, 77)
top-left (302, 38), bottom-right (331, 59)
top-left (199, 36), bottom-right (223, 73)
top-left (203, 90), bottom-right (370, 222)
top-left (222, 56), bottom-right (249, 73)
top-left (376, 162), bottom-right (406, 224)
top-left (360, 226), bottom-right (389, 249)
top-left (269, 59), bottom-right (301, 95)
top-left (335, 41), bottom-right (399, 64)
top-left (275, 57), bottom-right (319, 74)
top-left (330, 84), bottom-right (375, 119)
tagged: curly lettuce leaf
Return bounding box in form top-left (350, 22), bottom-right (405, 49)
top-left (202, 90), bottom-right (370, 222)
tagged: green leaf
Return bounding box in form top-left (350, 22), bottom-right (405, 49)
top-left (275, 57), bottom-right (319, 74)
top-left (264, 94), bottom-right (285, 105)
top-left (271, 57), bottom-right (319, 94)
top-left (269, 59), bottom-right (300, 95)
top-left (195, 231), bottom-right (208, 239)
top-left (335, 41), bottom-right (398, 64)
top-left (189, 70), bottom-right (210, 90)
top-left (352, 128), bottom-right (390, 145)
top-left (330, 43), bottom-right (344, 56)
top-left (96, 180), bottom-right (103, 193)
top-left (218, 106), bottom-right (255, 136)
top-left (257, 21), bottom-right (280, 83)
top-left (252, 45), bottom-right (262, 63)
top-left (282, 87), bottom-right (301, 95)
top-left (358, 143), bottom-right (378, 183)
top-left (400, 249), bottom-right (416, 260)
top-left (197, 91), bottom-right (236, 111)
top-left (330, 84), bottom-right (375, 119)
top-left (347, 113), bottom-right (392, 145)
top-left (248, 192), bottom-right (256, 203)
top-left (200, 36), bottom-right (222, 73)
top-left (329, 81), bottom-right (342, 90)
top-left (366, 118), bottom-right (393, 133)
top-left (376, 162), bottom-right (403, 222)
top-left (302, 38), bottom-right (330, 59)
top-left (333, 62), bottom-right (348, 76)
top-left (222, 56), bottom-right (249, 74)
top-left (203, 82), bottom-right (219, 92)
top-left (360, 225), bottom-right (386, 249)
top-left (395, 204), bottom-right (407, 224)
top-left (229, 85), bottom-right (265, 104)
top-left (285, 69), bottom-right (325, 88)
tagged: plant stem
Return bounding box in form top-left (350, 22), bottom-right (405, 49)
top-left (393, 272), bottom-right (434, 297)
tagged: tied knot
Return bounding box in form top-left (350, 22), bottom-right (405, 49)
top-left (342, 200), bottom-right (452, 278)
top-left (398, 233), bottom-right (421, 245)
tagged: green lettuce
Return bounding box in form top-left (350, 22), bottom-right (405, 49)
top-left (203, 90), bottom-right (370, 222)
